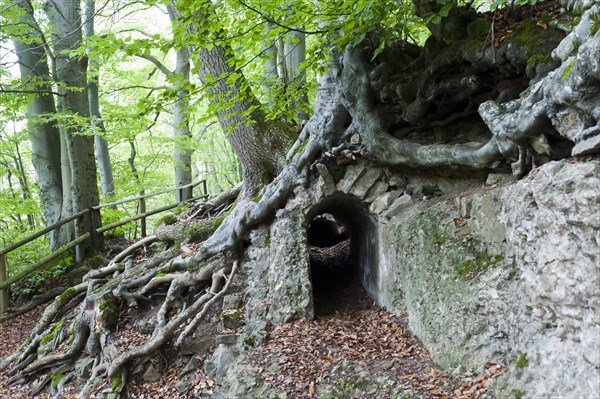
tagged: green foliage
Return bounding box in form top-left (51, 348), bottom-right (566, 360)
top-left (9, 241), bottom-right (73, 301)
top-left (512, 389), bottom-right (526, 399)
top-left (487, 0), bottom-right (544, 10)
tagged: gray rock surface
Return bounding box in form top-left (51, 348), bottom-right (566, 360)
top-left (218, 158), bottom-right (598, 399)
top-left (204, 344), bottom-right (239, 383)
top-left (500, 159), bottom-right (600, 398)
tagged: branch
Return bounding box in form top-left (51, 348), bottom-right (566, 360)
top-left (136, 53), bottom-right (173, 76)
top-left (0, 87), bottom-right (65, 96)
top-left (237, 0), bottom-right (325, 35)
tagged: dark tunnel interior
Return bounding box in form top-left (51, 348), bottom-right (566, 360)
top-left (306, 196), bottom-right (378, 316)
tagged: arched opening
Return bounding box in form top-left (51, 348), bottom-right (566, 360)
top-left (306, 195), bottom-right (379, 316)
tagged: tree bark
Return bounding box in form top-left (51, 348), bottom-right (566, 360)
top-left (262, 23), bottom-right (278, 106)
top-left (84, 0), bottom-right (116, 201)
top-left (181, 2), bottom-right (293, 197)
top-left (47, 0), bottom-right (100, 258)
top-left (283, 29), bottom-right (308, 121)
top-left (172, 46), bottom-right (193, 201)
top-left (12, 0), bottom-right (65, 249)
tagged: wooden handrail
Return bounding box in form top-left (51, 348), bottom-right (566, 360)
top-left (0, 180), bottom-right (207, 256)
top-left (0, 209), bottom-right (90, 256)
top-left (0, 179), bottom-right (210, 313)
top-left (96, 193), bottom-right (208, 234)
top-left (0, 233), bottom-right (91, 290)
top-left (92, 180), bottom-right (204, 210)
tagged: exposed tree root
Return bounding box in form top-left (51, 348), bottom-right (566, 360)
top-left (4, 3), bottom-right (597, 397)
top-left (0, 287), bottom-right (65, 321)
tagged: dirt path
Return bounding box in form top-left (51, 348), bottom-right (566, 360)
top-left (242, 283), bottom-right (505, 399)
top-left (0, 285), bottom-right (504, 398)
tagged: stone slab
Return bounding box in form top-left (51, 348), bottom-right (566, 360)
top-left (337, 163), bottom-right (367, 193)
top-left (349, 167), bottom-right (384, 199)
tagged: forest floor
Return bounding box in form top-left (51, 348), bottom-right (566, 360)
top-left (0, 281), bottom-right (506, 399)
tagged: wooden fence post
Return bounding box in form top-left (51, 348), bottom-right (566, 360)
top-left (139, 197), bottom-right (147, 238)
top-left (202, 180), bottom-right (208, 198)
top-left (75, 214), bottom-right (84, 263)
top-left (0, 253), bottom-right (8, 314)
top-left (90, 208), bottom-right (102, 251)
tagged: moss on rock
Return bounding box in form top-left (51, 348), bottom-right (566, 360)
top-left (181, 216), bottom-right (226, 243)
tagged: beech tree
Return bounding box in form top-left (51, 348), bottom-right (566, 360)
top-left (84, 0), bottom-right (116, 200)
top-left (47, 0), bottom-right (100, 257)
top-left (9, 0), bottom-right (66, 249)
top-left (1, 0), bottom-right (598, 396)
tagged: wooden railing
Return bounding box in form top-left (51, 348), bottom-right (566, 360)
top-left (0, 180), bottom-right (208, 314)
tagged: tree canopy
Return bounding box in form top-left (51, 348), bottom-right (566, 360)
top-left (1, 0), bottom-right (598, 396)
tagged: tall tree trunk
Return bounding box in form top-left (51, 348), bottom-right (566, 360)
top-left (262, 23), bottom-right (278, 106)
top-left (58, 105), bottom-right (75, 246)
top-left (283, 30), bottom-right (308, 121)
top-left (166, 6), bottom-right (194, 202)
top-left (12, 146), bottom-right (35, 229)
top-left (172, 46), bottom-right (193, 202)
top-left (84, 0), bottom-right (115, 200)
top-left (128, 140), bottom-right (144, 239)
top-left (12, 0), bottom-right (65, 249)
top-left (47, 0), bottom-right (100, 258)
top-left (180, 3), bottom-right (293, 198)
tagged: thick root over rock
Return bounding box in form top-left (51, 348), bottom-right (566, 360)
top-left (1, 195), bottom-right (243, 397)
top-left (4, 2), bottom-right (598, 396)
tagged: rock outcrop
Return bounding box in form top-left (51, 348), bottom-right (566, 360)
top-left (218, 157), bottom-right (598, 398)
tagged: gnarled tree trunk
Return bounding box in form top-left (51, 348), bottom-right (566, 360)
top-left (3, 1), bottom-right (598, 397)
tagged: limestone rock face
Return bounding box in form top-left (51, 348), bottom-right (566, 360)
top-left (500, 159), bottom-right (600, 398)
top-left (217, 159), bottom-right (598, 399)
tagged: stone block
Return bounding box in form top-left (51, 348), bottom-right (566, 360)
top-left (369, 190), bottom-right (402, 214)
top-left (381, 194), bottom-right (413, 219)
top-left (180, 336), bottom-right (216, 355)
top-left (218, 333), bottom-right (241, 345)
top-left (315, 163), bottom-right (335, 190)
top-left (176, 380), bottom-right (191, 393)
top-left (181, 356), bottom-right (202, 376)
top-left (204, 344), bottom-right (239, 382)
top-left (388, 175), bottom-right (407, 189)
top-left (337, 163), bottom-right (367, 193)
top-left (141, 364), bottom-right (161, 383)
top-left (312, 163), bottom-right (336, 200)
top-left (349, 167), bottom-right (384, 199)
top-left (572, 131), bottom-right (600, 156)
top-left (364, 181), bottom-right (389, 203)
top-left (222, 294), bottom-right (242, 310)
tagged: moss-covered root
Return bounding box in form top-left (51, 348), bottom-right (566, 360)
top-left (0, 282), bottom-right (87, 374)
top-left (20, 317), bottom-right (90, 376)
top-left (79, 362), bottom-right (108, 399)
top-left (106, 261), bottom-right (237, 383)
top-left (189, 182), bottom-right (241, 219)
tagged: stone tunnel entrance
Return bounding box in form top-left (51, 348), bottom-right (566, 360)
top-left (307, 195), bottom-right (380, 316)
